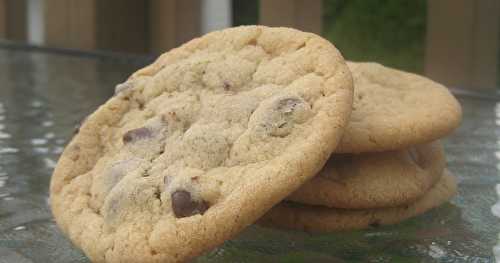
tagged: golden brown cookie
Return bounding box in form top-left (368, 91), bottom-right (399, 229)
top-left (337, 62), bottom-right (462, 153)
top-left (50, 26), bottom-right (353, 262)
top-left (260, 170), bottom-right (457, 232)
top-left (288, 141), bottom-right (445, 209)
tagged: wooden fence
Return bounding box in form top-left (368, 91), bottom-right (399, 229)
top-left (0, 0), bottom-right (498, 89)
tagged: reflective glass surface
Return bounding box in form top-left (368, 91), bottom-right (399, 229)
top-left (0, 48), bottom-right (497, 262)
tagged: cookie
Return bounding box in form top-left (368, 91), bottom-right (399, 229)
top-left (50, 26), bottom-right (353, 262)
top-left (259, 171), bottom-right (457, 232)
top-left (337, 62), bottom-right (462, 153)
top-left (287, 141), bottom-right (445, 209)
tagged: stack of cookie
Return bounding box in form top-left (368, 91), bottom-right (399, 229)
top-left (50, 26), bottom-right (461, 262)
top-left (260, 62), bottom-right (462, 232)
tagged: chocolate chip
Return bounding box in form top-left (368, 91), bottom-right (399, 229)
top-left (277, 121), bottom-right (287, 128)
top-left (74, 126), bottom-right (80, 135)
top-left (138, 101), bottom-right (145, 110)
top-left (123, 127), bottom-right (152, 143)
top-left (171, 190), bottom-right (209, 218)
top-left (73, 116), bottom-right (88, 135)
top-left (154, 188), bottom-right (161, 199)
top-left (276, 97), bottom-right (301, 114)
top-left (265, 96), bottom-right (310, 137)
top-left (223, 82), bottom-right (231, 91)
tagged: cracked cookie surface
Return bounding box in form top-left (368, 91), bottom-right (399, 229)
top-left (49, 26), bottom-right (353, 263)
top-left (288, 141), bottom-right (445, 209)
top-left (338, 62), bottom-right (462, 153)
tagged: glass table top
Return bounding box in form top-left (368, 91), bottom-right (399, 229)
top-left (0, 47), bottom-right (498, 263)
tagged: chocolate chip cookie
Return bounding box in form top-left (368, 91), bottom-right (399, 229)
top-left (338, 62), bottom-right (462, 153)
top-left (50, 26), bottom-right (353, 262)
top-left (288, 141), bottom-right (445, 209)
top-left (260, 170), bottom-right (457, 232)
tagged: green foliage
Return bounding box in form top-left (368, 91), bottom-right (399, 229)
top-left (231, 0), bottom-right (427, 73)
top-left (233, 0), bottom-right (259, 26)
top-left (323, 0), bottom-right (427, 73)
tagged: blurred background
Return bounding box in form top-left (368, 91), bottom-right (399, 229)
top-left (0, 0), bottom-right (498, 90)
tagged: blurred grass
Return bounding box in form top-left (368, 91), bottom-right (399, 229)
top-left (233, 0), bottom-right (427, 74)
top-left (323, 0), bottom-right (427, 73)
top-left (233, 0), bottom-right (259, 26)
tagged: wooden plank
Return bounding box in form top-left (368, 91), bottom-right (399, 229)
top-left (0, 0), bottom-right (6, 38)
top-left (149, 0), bottom-right (176, 53)
top-left (45, 0), bottom-right (150, 52)
top-left (425, 0), bottom-right (475, 88)
top-left (96, 0), bottom-right (148, 53)
top-left (45, 0), bottom-right (96, 49)
top-left (471, 0), bottom-right (499, 89)
top-left (293, 0), bottom-right (323, 35)
top-left (5, 0), bottom-right (27, 41)
top-left (425, 0), bottom-right (499, 89)
top-left (44, 0), bottom-right (70, 47)
top-left (69, 0), bottom-right (96, 50)
top-left (149, 0), bottom-right (201, 53)
top-left (259, 0), bottom-right (322, 34)
top-left (260, 0), bottom-right (295, 28)
top-left (43, 0), bottom-right (199, 53)
top-left (176, 0), bottom-right (200, 44)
